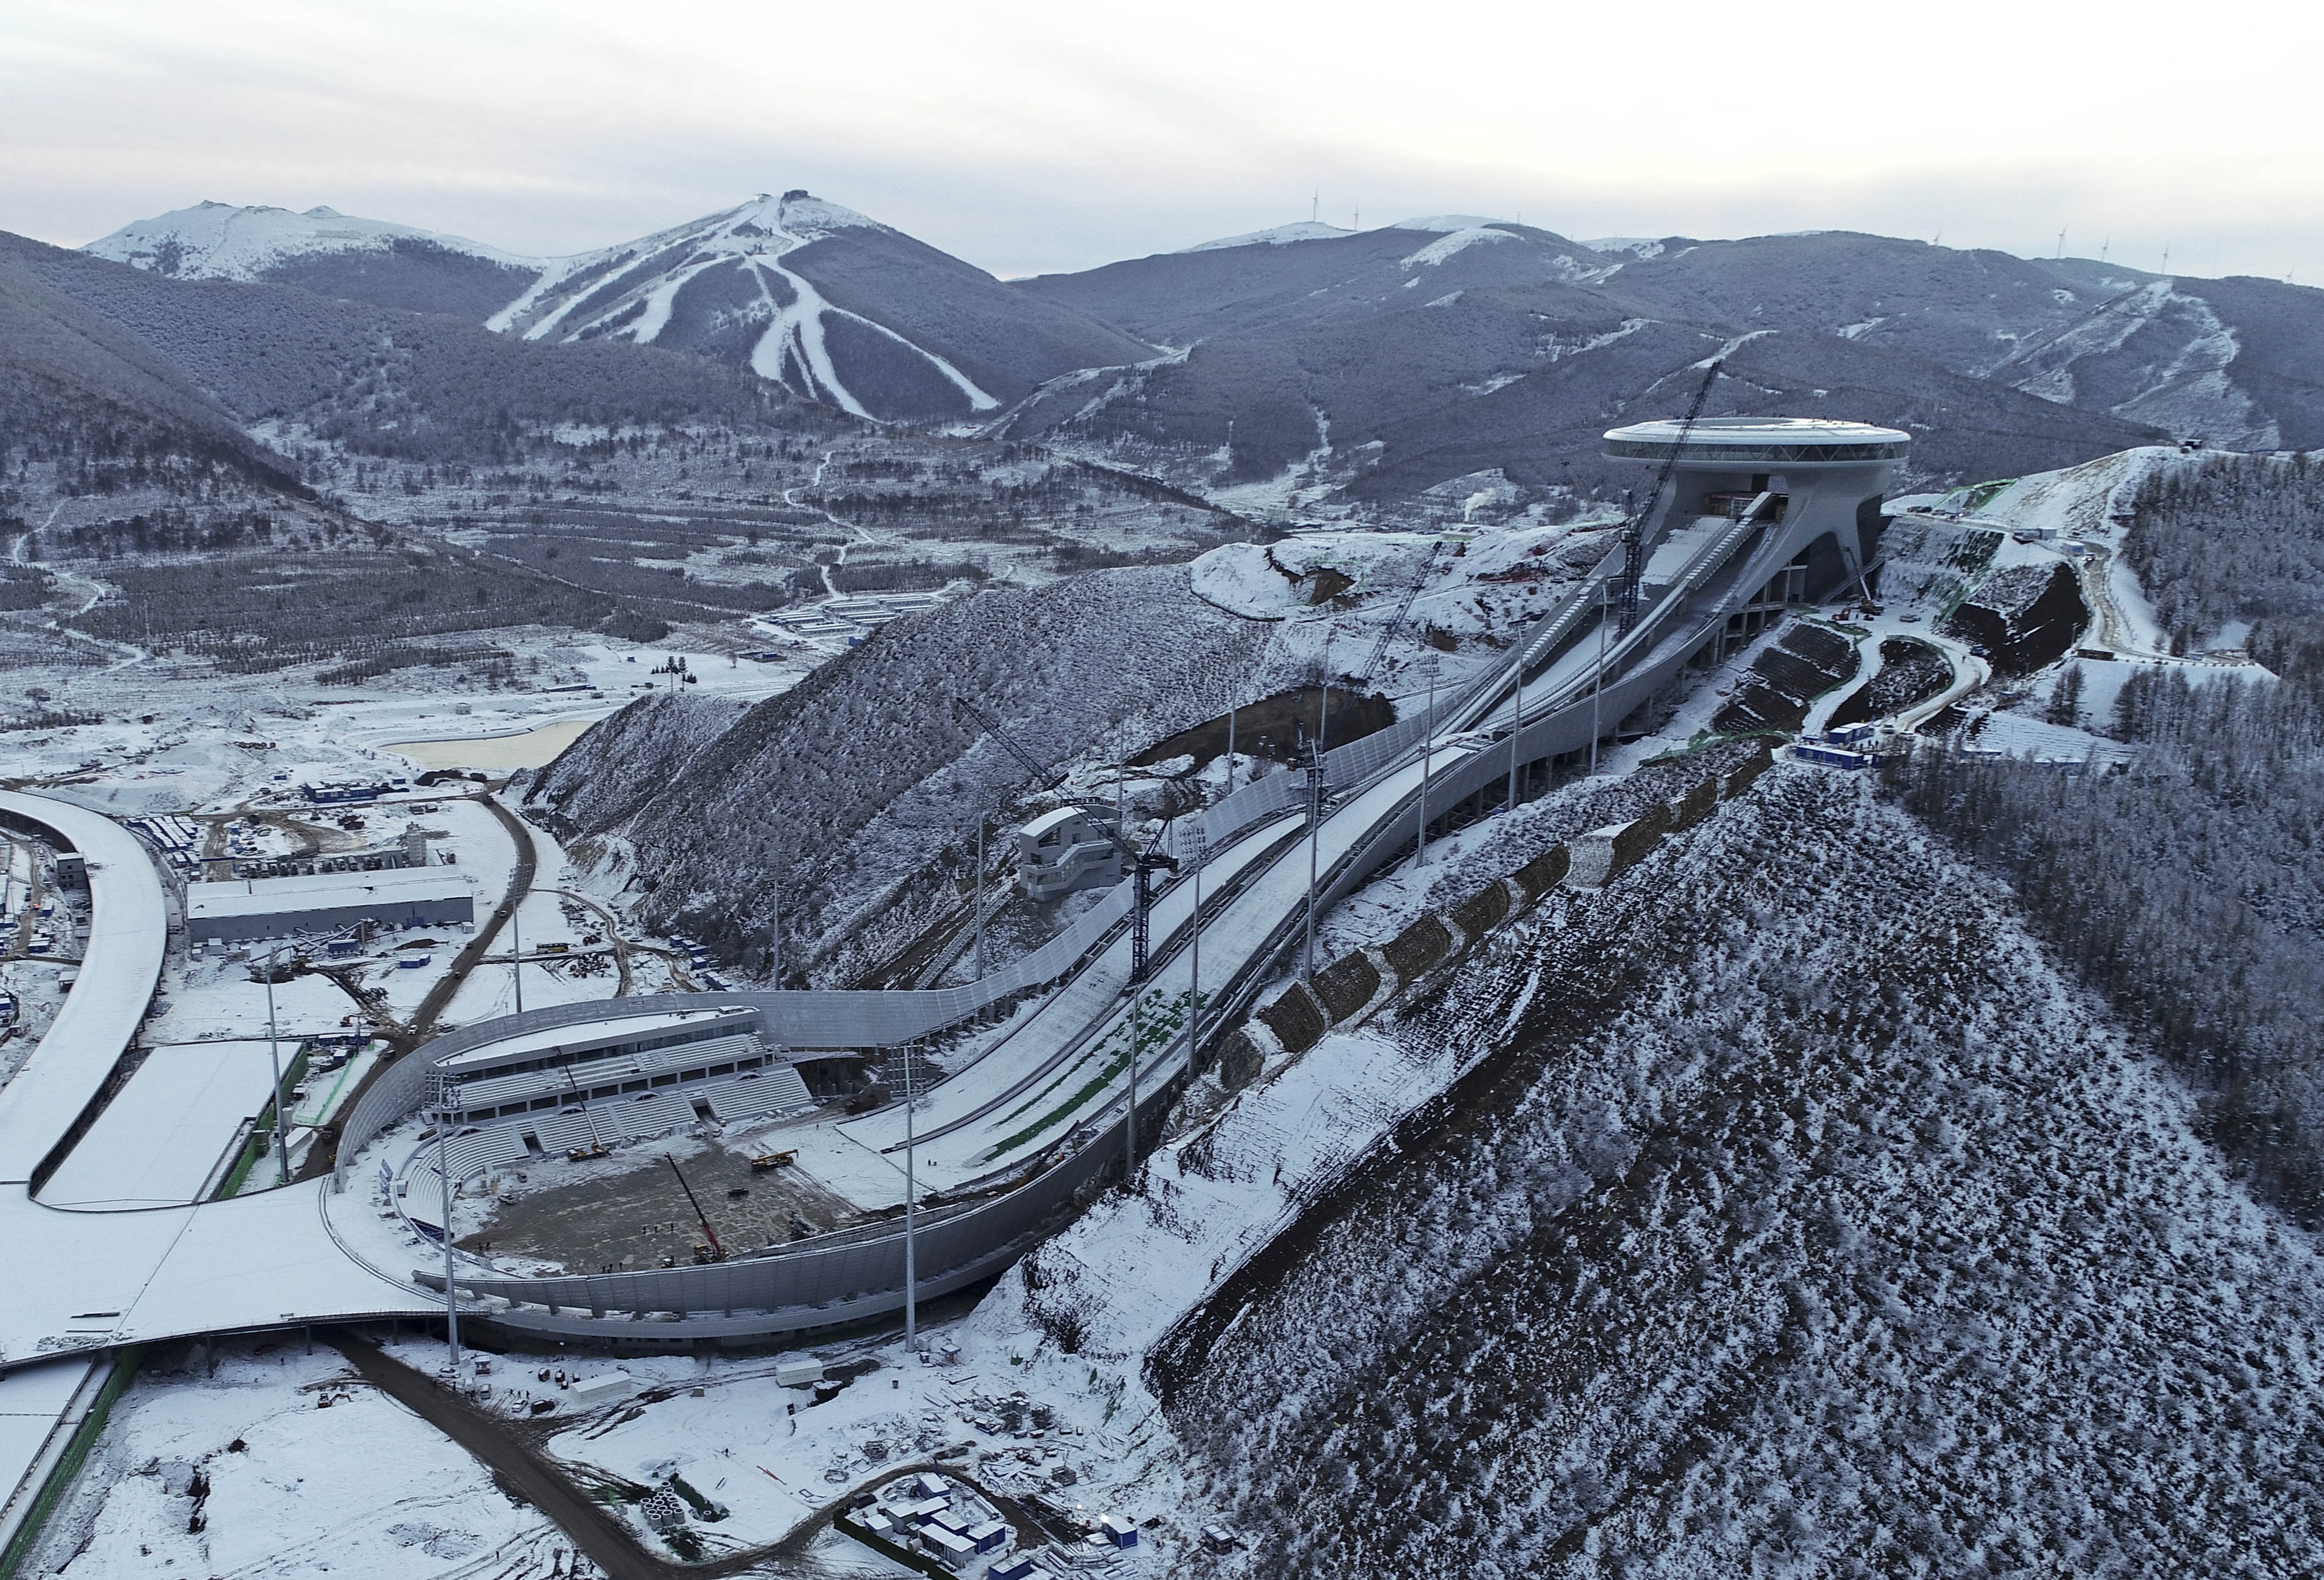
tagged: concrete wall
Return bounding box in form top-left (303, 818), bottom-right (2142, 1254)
top-left (187, 892), bottom-right (473, 945)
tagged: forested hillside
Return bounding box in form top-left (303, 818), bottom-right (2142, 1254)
top-left (1142, 772), bottom-right (2324, 1573)
top-left (528, 566), bottom-right (1276, 984)
top-left (1899, 450), bottom-right (2324, 1224)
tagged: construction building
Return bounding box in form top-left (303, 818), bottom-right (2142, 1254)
top-left (1014, 807), bottom-right (1121, 902)
top-left (184, 866), bottom-right (474, 944)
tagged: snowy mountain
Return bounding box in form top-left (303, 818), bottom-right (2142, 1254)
top-left (87, 192), bottom-right (1157, 425)
top-left (1006, 220), bottom-right (2165, 506)
top-left (489, 191), bottom-right (1153, 423)
top-left (83, 200), bottom-right (546, 319)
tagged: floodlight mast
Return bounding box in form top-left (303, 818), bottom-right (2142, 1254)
top-left (1617, 360), bottom-right (1722, 634)
top-left (429, 1076), bottom-right (461, 1382)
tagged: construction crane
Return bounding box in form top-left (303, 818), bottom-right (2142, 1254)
top-left (950, 696), bottom-right (1067, 799)
top-left (663, 1156), bottom-right (726, 1264)
top-left (1617, 359), bottom-right (1723, 634)
top-left (1356, 540), bottom-right (1446, 687)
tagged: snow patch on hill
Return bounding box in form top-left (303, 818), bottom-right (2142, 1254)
top-left (1178, 222), bottom-right (1353, 253)
top-left (1398, 226), bottom-right (1518, 270)
top-left (84, 201), bottom-right (544, 279)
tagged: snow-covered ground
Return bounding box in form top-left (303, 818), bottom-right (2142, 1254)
top-left (25, 1342), bottom-right (561, 1579)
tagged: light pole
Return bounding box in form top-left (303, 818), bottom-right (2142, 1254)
top-left (1223, 704), bottom-right (1236, 795)
top-left (769, 877), bottom-right (782, 987)
top-left (1417, 657), bottom-right (1438, 868)
top-left (432, 1080), bottom-right (462, 1382)
top-left (901, 1042), bottom-right (918, 1354)
top-left (508, 899), bottom-right (523, 1015)
top-left (263, 944), bottom-right (291, 1184)
top-left (1590, 578), bottom-right (1611, 774)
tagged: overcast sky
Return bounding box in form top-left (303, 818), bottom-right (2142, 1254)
top-left (5, 0), bottom-right (2319, 282)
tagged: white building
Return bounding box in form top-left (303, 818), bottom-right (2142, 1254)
top-left (184, 867), bottom-right (475, 944)
top-left (1014, 807), bottom-right (1120, 902)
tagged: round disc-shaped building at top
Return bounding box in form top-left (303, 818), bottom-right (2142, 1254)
top-left (1602, 415), bottom-right (1911, 467)
top-left (1602, 415), bottom-right (1912, 605)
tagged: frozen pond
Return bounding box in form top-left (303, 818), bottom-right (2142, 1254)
top-left (384, 718), bottom-right (596, 771)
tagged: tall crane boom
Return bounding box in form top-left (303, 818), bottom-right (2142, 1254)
top-left (1357, 540), bottom-right (1445, 687)
top-left (950, 696), bottom-right (1067, 796)
top-left (1617, 359), bottom-right (1722, 633)
top-left (663, 1156), bottom-right (725, 1263)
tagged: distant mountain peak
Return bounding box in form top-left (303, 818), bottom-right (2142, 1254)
top-left (84, 201), bottom-right (543, 281)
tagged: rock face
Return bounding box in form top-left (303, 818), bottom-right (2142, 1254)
top-left (1945, 560), bottom-right (2091, 672)
top-left (528, 568), bottom-right (1271, 984)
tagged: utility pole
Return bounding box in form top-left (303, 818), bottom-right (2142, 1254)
top-left (264, 944), bottom-right (290, 1183)
top-left (1223, 705), bottom-right (1236, 795)
top-left (769, 878), bottom-right (781, 987)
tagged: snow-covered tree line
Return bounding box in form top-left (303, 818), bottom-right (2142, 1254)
top-left (2123, 448), bottom-right (2324, 672)
top-left (1900, 451), bottom-right (2324, 1223)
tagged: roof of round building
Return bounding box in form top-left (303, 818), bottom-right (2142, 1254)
top-left (1602, 415), bottom-right (1910, 464)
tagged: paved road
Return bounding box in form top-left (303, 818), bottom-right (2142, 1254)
top-left (332, 1335), bottom-right (882, 1578)
top-left (409, 792), bottom-right (537, 1044)
top-left (296, 792), bottom-right (537, 1183)
top-left (334, 1334), bottom-right (675, 1580)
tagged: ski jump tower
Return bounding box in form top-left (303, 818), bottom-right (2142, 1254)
top-left (1601, 415), bottom-right (1911, 625)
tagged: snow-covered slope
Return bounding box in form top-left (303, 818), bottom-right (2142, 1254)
top-left (85, 193), bottom-right (1156, 423)
top-left (969, 768), bottom-right (2324, 1574)
top-left (492, 191), bottom-right (1154, 423)
top-left (83, 201), bottom-right (546, 319)
top-left (85, 201), bottom-right (542, 281)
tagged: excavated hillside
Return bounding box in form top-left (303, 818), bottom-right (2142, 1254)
top-left (1140, 769), bottom-right (2324, 1575)
top-left (529, 567), bottom-right (1272, 983)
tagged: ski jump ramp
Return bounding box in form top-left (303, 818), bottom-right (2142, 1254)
top-left (0, 417), bottom-right (1907, 1361)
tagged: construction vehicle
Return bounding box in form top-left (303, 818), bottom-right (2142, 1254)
top-left (749, 1149), bottom-right (798, 1171)
top-left (665, 1156), bottom-right (726, 1263)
